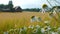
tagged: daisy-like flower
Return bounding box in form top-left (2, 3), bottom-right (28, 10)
top-left (41, 26), bottom-right (51, 34)
top-left (35, 25), bottom-right (40, 29)
top-left (30, 16), bottom-right (36, 23)
top-left (46, 26), bottom-right (51, 31)
top-left (4, 32), bottom-right (9, 34)
top-left (58, 27), bottom-right (60, 31)
top-left (28, 25), bottom-right (34, 29)
top-left (41, 8), bottom-right (46, 13)
top-left (41, 28), bottom-right (46, 33)
top-left (32, 29), bottom-right (38, 33)
top-left (23, 26), bottom-right (27, 31)
top-left (51, 31), bottom-right (58, 34)
top-left (44, 26), bottom-right (48, 31)
top-left (53, 8), bottom-right (57, 15)
top-left (49, 12), bottom-right (53, 18)
top-left (37, 17), bottom-right (41, 22)
top-left (47, 26), bottom-right (51, 31)
top-left (19, 28), bottom-right (23, 32)
top-left (53, 11), bottom-right (56, 15)
top-left (57, 27), bottom-right (60, 34)
top-left (51, 32), bottom-right (55, 34)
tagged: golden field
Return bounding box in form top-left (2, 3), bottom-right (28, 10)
top-left (0, 11), bottom-right (60, 34)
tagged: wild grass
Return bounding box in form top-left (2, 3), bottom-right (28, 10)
top-left (0, 12), bottom-right (60, 34)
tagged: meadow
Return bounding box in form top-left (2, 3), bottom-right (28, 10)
top-left (0, 11), bottom-right (60, 34)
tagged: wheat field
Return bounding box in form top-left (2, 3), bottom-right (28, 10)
top-left (0, 11), bottom-right (60, 34)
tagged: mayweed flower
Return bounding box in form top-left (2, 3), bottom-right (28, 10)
top-left (41, 28), bottom-right (46, 33)
top-left (23, 26), bottom-right (27, 31)
top-left (19, 28), bottom-right (23, 32)
top-left (30, 16), bottom-right (41, 22)
top-left (32, 29), bottom-right (38, 33)
top-left (35, 17), bottom-right (41, 22)
top-left (53, 9), bottom-right (57, 15)
top-left (51, 31), bottom-right (58, 34)
top-left (49, 12), bottom-right (53, 18)
top-left (45, 26), bottom-right (51, 31)
top-left (4, 32), bottom-right (9, 34)
top-left (41, 26), bottom-right (51, 34)
top-left (28, 25), bottom-right (34, 29)
top-left (44, 26), bottom-right (48, 31)
top-left (41, 8), bottom-right (46, 13)
top-left (47, 26), bottom-right (51, 31)
top-left (35, 25), bottom-right (40, 29)
top-left (51, 32), bottom-right (55, 34)
top-left (30, 16), bottom-right (36, 23)
top-left (58, 27), bottom-right (60, 31)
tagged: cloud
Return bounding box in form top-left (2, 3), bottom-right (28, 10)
top-left (0, 0), bottom-right (60, 9)
top-left (12, 0), bottom-right (42, 9)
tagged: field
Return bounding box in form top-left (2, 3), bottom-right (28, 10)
top-left (0, 11), bottom-right (60, 34)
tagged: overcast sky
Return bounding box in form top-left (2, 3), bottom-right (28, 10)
top-left (0, 0), bottom-right (60, 9)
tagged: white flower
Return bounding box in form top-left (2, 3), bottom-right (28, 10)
top-left (46, 26), bottom-right (51, 31)
top-left (58, 27), bottom-right (60, 31)
top-left (28, 25), bottom-right (34, 29)
top-left (47, 27), bottom-right (51, 31)
top-left (35, 25), bottom-right (40, 29)
top-left (53, 8), bottom-right (57, 15)
top-left (4, 32), bottom-right (9, 34)
top-left (49, 12), bottom-right (53, 18)
top-left (51, 32), bottom-right (55, 34)
top-left (37, 17), bottom-right (41, 22)
top-left (41, 26), bottom-right (51, 33)
top-left (41, 28), bottom-right (45, 33)
top-left (30, 18), bottom-right (36, 23)
top-left (23, 26), bottom-right (27, 31)
top-left (32, 29), bottom-right (38, 33)
top-left (53, 11), bottom-right (56, 15)
top-left (30, 16), bottom-right (41, 22)
top-left (30, 16), bottom-right (36, 23)
top-left (19, 28), bottom-right (23, 32)
top-left (51, 32), bottom-right (58, 34)
top-left (42, 8), bottom-right (45, 13)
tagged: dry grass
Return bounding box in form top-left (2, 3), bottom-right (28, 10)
top-left (0, 11), bottom-right (60, 34)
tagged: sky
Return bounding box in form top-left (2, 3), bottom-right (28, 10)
top-left (0, 0), bottom-right (60, 9)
